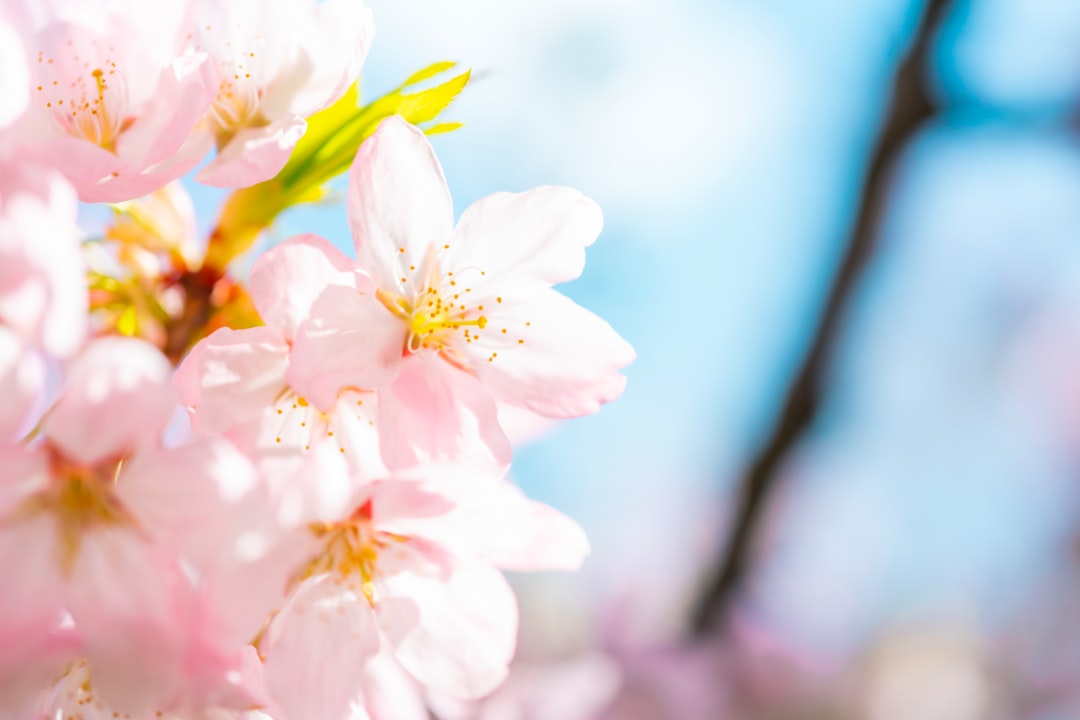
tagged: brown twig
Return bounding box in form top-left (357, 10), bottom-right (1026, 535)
top-left (162, 267), bottom-right (221, 365)
top-left (691, 0), bottom-right (952, 636)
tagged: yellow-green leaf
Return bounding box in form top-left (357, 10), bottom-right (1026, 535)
top-left (403, 61), bottom-right (458, 88)
top-left (203, 63), bottom-right (470, 272)
top-left (425, 121), bottom-right (464, 136)
top-left (116, 305), bottom-right (138, 336)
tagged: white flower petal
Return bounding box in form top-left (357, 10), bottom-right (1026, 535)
top-left (348, 116), bottom-right (454, 293)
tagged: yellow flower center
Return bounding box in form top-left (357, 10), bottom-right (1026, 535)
top-left (299, 502), bottom-right (407, 606)
top-left (36, 45), bottom-right (132, 152)
top-left (376, 246), bottom-right (490, 369)
top-left (5, 449), bottom-right (135, 574)
top-left (270, 388), bottom-right (374, 454)
top-left (207, 74), bottom-right (268, 148)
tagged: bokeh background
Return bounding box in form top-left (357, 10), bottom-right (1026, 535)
top-left (185, 0), bottom-right (1080, 717)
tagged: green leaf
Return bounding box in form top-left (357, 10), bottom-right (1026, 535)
top-left (403, 61), bottom-right (458, 88)
top-left (204, 62), bottom-right (470, 272)
top-left (286, 67), bottom-right (471, 190)
top-left (116, 305), bottom-right (138, 336)
top-left (425, 122), bottom-right (465, 136)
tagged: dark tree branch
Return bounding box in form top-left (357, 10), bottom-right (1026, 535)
top-left (691, 0), bottom-right (952, 636)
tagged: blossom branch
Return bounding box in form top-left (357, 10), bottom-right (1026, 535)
top-left (691, 0), bottom-right (953, 637)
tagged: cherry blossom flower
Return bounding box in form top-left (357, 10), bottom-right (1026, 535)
top-left (175, 233), bottom-right (386, 477)
top-left (0, 157), bottom-right (83, 440)
top-left (192, 0), bottom-right (374, 187)
top-left (256, 463), bottom-right (589, 720)
top-left (0, 157), bottom-right (83, 358)
top-left (5, 0), bottom-right (216, 202)
top-left (291, 116), bottom-right (634, 465)
top-left (0, 337), bottom-right (279, 715)
top-left (180, 229), bottom-right (515, 477)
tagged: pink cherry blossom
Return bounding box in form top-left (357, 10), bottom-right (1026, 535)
top-left (192, 0), bottom-right (374, 187)
top-left (5, 0), bottom-right (216, 202)
top-left (257, 463), bottom-right (589, 720)
top-left (0, 156), bottom-right (83, 357)
top-left (0, 157), bottom-right (83, 440)
top-left (175, 233), bottom-right (385, 477)
top-left (290, 116), bottom-right (634, 464)
top-left (0, 337), bottom-right (279, 716)
top-left (0, 329), bottom-right (44, 444)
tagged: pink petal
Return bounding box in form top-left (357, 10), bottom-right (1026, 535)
top-left (80, 129), bottom-right (215, 204)
top-left (348, 116), bottom-right (454, 293)
top-left (46, 337), bottom-right (176, 466)
top-left (359, 651), bottom-right (428, 720)
top-left (366, 477), bottom-right (454, 527)
top-left (0, 512), bottom-right (65, 645)
top-left (288, 285), bottom-right (405, 410)
top-left (322, 390), bottom-right (386, 480)
top-left (378, 354), bottom-right (511, 470)
top-left (262, 575), bottom-right (381, 720)
top-left (0, 330), bottom-right (43, 442)
top-left (382, 551), bottom-right (518, 699)
top-left (116, 53), bottom-right (217, 172)
top-left (264, 439), bottom-right (358, 528)
top-left (497, 401), bottom-right (558, 447)
top-left (0, 444), bottom-right (49, 515)
top-left (66, 530), bottom-right (194, 714)
top-left (249, 234), bottom-right (369, 342)
top-left (178, 635), bottom-right (270, 713)
top-left (175, 326), bottom-right (290, 436)
top-left (116, 438), bottom-right (268, 573)
top-left (482, 497), bottom-right (590, 571)
top-left (445, 187), bottom-right (604, 301)
top-left (473, 289), bottom-right (635, 418)
top-left (0, 458), bottom-right (64, 683)
top-left (0, 628), bottom-right (79, 720)
top-left (270, 0), bottom-right (374, 118)
top-left (0, 158), bottom-right (84, 357)
top-left (121, 435), bottom-right (299, 685)
top-left (76, 55), bottom-right (217, 203)
top-left (19, 133), bottom-right (124, 199)
top-left (197, 543), bottom-right (315, 656)
top-left (382, 471), bottom-right (590, 573)
top-left (225, 388), bottom-right (381, 478)
top-left (196, 114), bottom-right (308, 188)
top-left (199, 644), bottom-right (271, 712)
top-left (8, 7), bottom-right (214, 203)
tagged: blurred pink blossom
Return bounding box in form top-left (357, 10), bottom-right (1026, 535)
top-left (0, 337), bottom-right (279, 715)
top-left (0, 157), bottom-right (82, 440)
top-left (258, 463), bottom-right (588, 720)
top-left (191, 0), bottom-right (374, 187)
top-left (5, 0), bottom-right (216, 202)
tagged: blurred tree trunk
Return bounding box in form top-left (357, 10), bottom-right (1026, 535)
top-left (691, 0), bottom-right (953, 637)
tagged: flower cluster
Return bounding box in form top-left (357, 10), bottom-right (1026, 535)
top-left (0, 1), bottom-right (633, 718)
